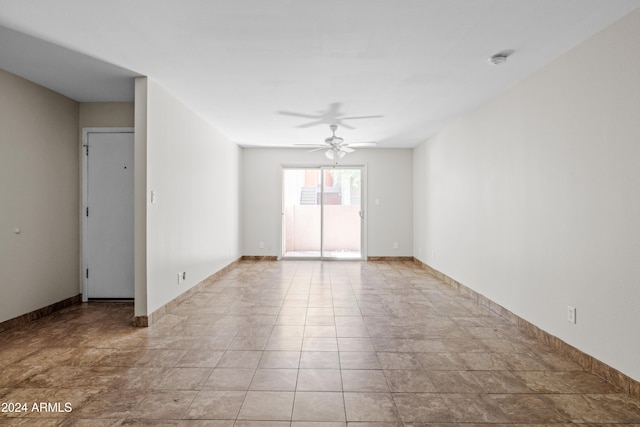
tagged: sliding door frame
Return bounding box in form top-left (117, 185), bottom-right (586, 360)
top-left (279, 164), bottom-right (367, 261)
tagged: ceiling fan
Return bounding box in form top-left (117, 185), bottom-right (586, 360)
top-left (278, 102), bottom-right (383, 129)
top-left (295, 124), bottom-right (377, 160)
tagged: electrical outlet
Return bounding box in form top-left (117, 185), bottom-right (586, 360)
top-left (259, 241), bottom-right (264, 249)
top-left (567, 305), bottom-right (576, 324)
top-left (393, 242), bottom-right (398, 249)
top-left (177, 273), bottom-right (182, 284)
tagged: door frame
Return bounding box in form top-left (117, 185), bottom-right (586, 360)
top-left (279, 164), bottom-right (367, 261)
top-left (81, 127), bottom-right (134, 302)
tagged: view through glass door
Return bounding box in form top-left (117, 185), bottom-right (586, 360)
top-left (282, 167), bottom-right (363, 260)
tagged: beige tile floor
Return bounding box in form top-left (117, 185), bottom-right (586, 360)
top-left (1, 260), bottom-right (640, 426)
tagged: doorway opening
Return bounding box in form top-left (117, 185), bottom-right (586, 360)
top-left (282, 166), bottom-right (365, 260)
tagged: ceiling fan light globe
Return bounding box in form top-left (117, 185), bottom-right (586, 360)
top-left (338, 150), bottom-right (346, 158)
top-left (325, 149), bottom-right (334, 159)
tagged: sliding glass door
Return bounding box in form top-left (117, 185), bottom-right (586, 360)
top-left (282, 168), bottom-right (322, 257)
top-left (282, 166), bottom-right (363, 260)
top-left (322, 168), bottom-right (362, 258)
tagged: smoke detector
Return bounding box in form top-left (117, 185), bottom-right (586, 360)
top-left (489, 49), bottom-right (514, 65)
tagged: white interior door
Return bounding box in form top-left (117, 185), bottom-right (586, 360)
top-left (84, 130), bottom-right (134, 299)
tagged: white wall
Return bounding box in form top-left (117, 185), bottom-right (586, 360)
top-left (242, 148), bottom-right (412, 258)
top-left (0, 68), bottom-right (79, 323)
top-left (414, 9), bottom-right (640, 381)
top-left (134, 79), bottom-right (148, 317)
top-left (135, 78), bottom-right (242, 316)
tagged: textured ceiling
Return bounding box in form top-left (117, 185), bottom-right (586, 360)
top-left (1, 0), bottom-right (638, 147)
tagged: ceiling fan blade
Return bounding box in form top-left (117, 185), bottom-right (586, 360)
top-left (296, 120), bottom-right (328, 128)
top-left (277, 111), bottom-right (322, 119)
top-left (340, 146), bottom-right (355, 153)
top-left (308, 147), bottom-right (327, 152)
top-left (336, 121), bottom-right (355, 129)
top-left (327, 102), bottom-right (343, 115)
top-left (340, 115), bottom-right (384, 120)
top-left (346, 142), bottom-right (377, 147)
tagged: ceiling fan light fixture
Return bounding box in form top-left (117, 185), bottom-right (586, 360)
top-left (296, 124), bottom-right (377, 162)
